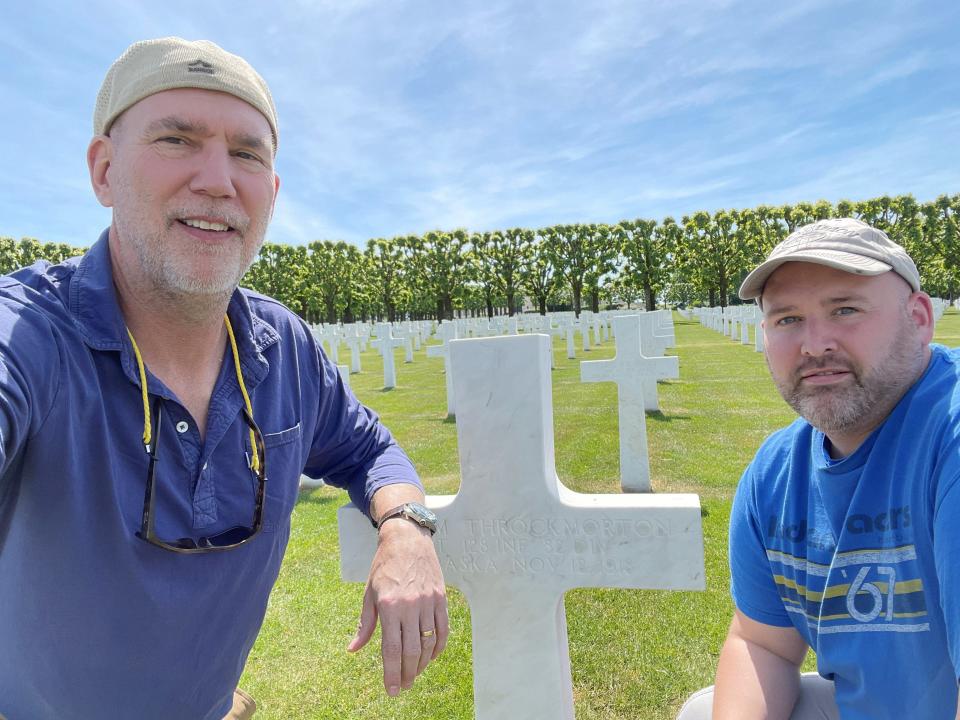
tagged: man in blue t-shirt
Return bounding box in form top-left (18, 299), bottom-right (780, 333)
top-left (0, 39), bottom-right (447, 720)
top-left (677, 218), bottom-right (960, 719)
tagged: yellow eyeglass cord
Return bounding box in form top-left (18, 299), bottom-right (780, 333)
top-left (125, 315), bottom-right (259, 472)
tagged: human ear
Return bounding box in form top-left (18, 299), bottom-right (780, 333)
top-left (907, 291), bottom-right (935, 344)
top-left (87, 135), bottom-right (115, 208)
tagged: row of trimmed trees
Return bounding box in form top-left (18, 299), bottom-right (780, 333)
top-left (245, 193), bottom-right (960, 323)
top-left (5, 193), bottom-right (959, 322)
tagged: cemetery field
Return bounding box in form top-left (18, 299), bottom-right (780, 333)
top-left (241, 310), bottom-right (960, 719)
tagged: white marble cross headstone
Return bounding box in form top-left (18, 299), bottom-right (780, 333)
top-left (394, 328), bottom-right (415, 363)
top-left (637, 314), bottom-right (672, 359)
top-left (578, 315), bottom-right (592, 352)
top-left (345, 336), bottom-right (362, 373)
top-left (338, 334), bottom-right (704, 719)
top-left (371, 324), bottom-right (405, 389)
top-left (581, 315), bottom-right (679, 492)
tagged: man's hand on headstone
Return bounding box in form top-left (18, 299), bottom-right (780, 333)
top-left (347, 518), bottom-right (448, 696)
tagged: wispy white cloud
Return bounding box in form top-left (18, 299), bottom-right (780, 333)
top-left (2, 0), bottom-right (959, 249)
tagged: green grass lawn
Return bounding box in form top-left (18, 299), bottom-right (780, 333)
top-left (241, 308), bottom-right (960, 719)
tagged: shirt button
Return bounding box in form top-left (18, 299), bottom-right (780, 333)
top-left (176, 421), bottom-right (189, 434)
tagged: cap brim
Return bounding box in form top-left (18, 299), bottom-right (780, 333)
top-left (738, 250), bottom-right (893, 300)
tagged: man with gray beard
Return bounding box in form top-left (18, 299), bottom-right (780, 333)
top-left (0, 38), bottom-right (446, 720)
top-left (677, 219), bottom-right (960, 719)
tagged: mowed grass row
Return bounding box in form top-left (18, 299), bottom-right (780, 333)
top-left (242, 309), bottom-right (960, 719)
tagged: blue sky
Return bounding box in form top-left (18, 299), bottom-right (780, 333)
top-left (3, 0), bottom-right (959, 248)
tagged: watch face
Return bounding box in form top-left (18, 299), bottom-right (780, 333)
top-left (406, 502), bottom-right (437, 526)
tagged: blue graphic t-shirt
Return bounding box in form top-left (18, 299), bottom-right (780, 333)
top-left (730, 344), bottom-right (960, 719)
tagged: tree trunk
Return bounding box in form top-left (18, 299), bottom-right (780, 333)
top-left (645, 285), bottom-right (655, 312)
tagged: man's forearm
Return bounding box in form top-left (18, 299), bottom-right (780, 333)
top-left (713, 633), bottom-right (801, 720)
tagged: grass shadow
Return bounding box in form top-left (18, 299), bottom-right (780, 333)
top-left (647, 411), bottom-right (691, 423)
top-left (294, 489), bottom-right (340, 507)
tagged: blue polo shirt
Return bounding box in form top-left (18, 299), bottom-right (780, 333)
top-left (0, 231), bottom-right (421, 720)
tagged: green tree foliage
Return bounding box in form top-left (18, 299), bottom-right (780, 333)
top-left (474, 228), bottom-right (530, 316)
top-left (545, 223), bottom-right (614, 317)
top-left (921, 194), bottom-right (960, 299)
top-left (0, 237), bottom-right (86, 275)
top-left (405, 230), bottom-right (470, 321)
top-left (305, 240), bottom-right (367, 325)
top-left (365, 238), bottom-right (408, 323)
top-left (582, 225), bottom-right (618, 313)
top-left (677, 210), bottom-right (744, 308)
top-left (615, 218), bottom-right (672, 312)
top-left (244, 243), bottom-right (306, 314)
top-left (466, 234), bottom-right (500, 319)
top-left (781, 200), bottom-right (834, 232)
top-left (521, 233), bottom-right (560, 315)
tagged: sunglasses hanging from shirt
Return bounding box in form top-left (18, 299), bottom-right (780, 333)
top-left (127, 315), bottom-right (267, 554)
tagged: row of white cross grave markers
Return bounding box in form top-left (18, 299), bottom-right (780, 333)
top-left (683, 296), bottom-right (950, 349)
top-left (319, 310), bottom-right (705, 719)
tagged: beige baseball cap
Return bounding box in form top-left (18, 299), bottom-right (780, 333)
top-left (94, 37), bottom-right (278, 150)
top-left (738, 218), bottom-right (920, 301)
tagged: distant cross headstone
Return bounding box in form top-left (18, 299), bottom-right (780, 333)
top-left (338, 334), bottom-right (704, 719)
top-left (578, 316), bottom-right (591, 352)
top-left (345, 336), bottom-right (362, 373)
top-left (394, 328), bottom-right (415, 363)
top-left (371, 324), bottom-right (405, 389)
top-left (336, 363), bottom-right (350, 389)
top-left (427, 321), bottom-right (460, 418)
top-left (319, 328), bottom-right (341, 364)
top-left (581, 315), bottom-right (678, 491)
top-left (547, 322), bottom-right (564, 369)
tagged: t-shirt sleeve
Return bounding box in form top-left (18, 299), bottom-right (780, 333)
top-left (301, 339), bottom-right (422, 517)
top-left (729, 464), bottom-right (795, 628)
top-left (933, 471), bottom-right (960, 682)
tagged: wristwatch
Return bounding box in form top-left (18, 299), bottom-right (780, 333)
top-left (372, 502), bottom-right (438, 536)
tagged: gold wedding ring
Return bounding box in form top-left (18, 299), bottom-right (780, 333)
top-left (420, 629), bottom-right (435, 638)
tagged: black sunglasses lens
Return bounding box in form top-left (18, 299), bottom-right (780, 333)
top-left (205, 526), bottom-right (254, 547)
